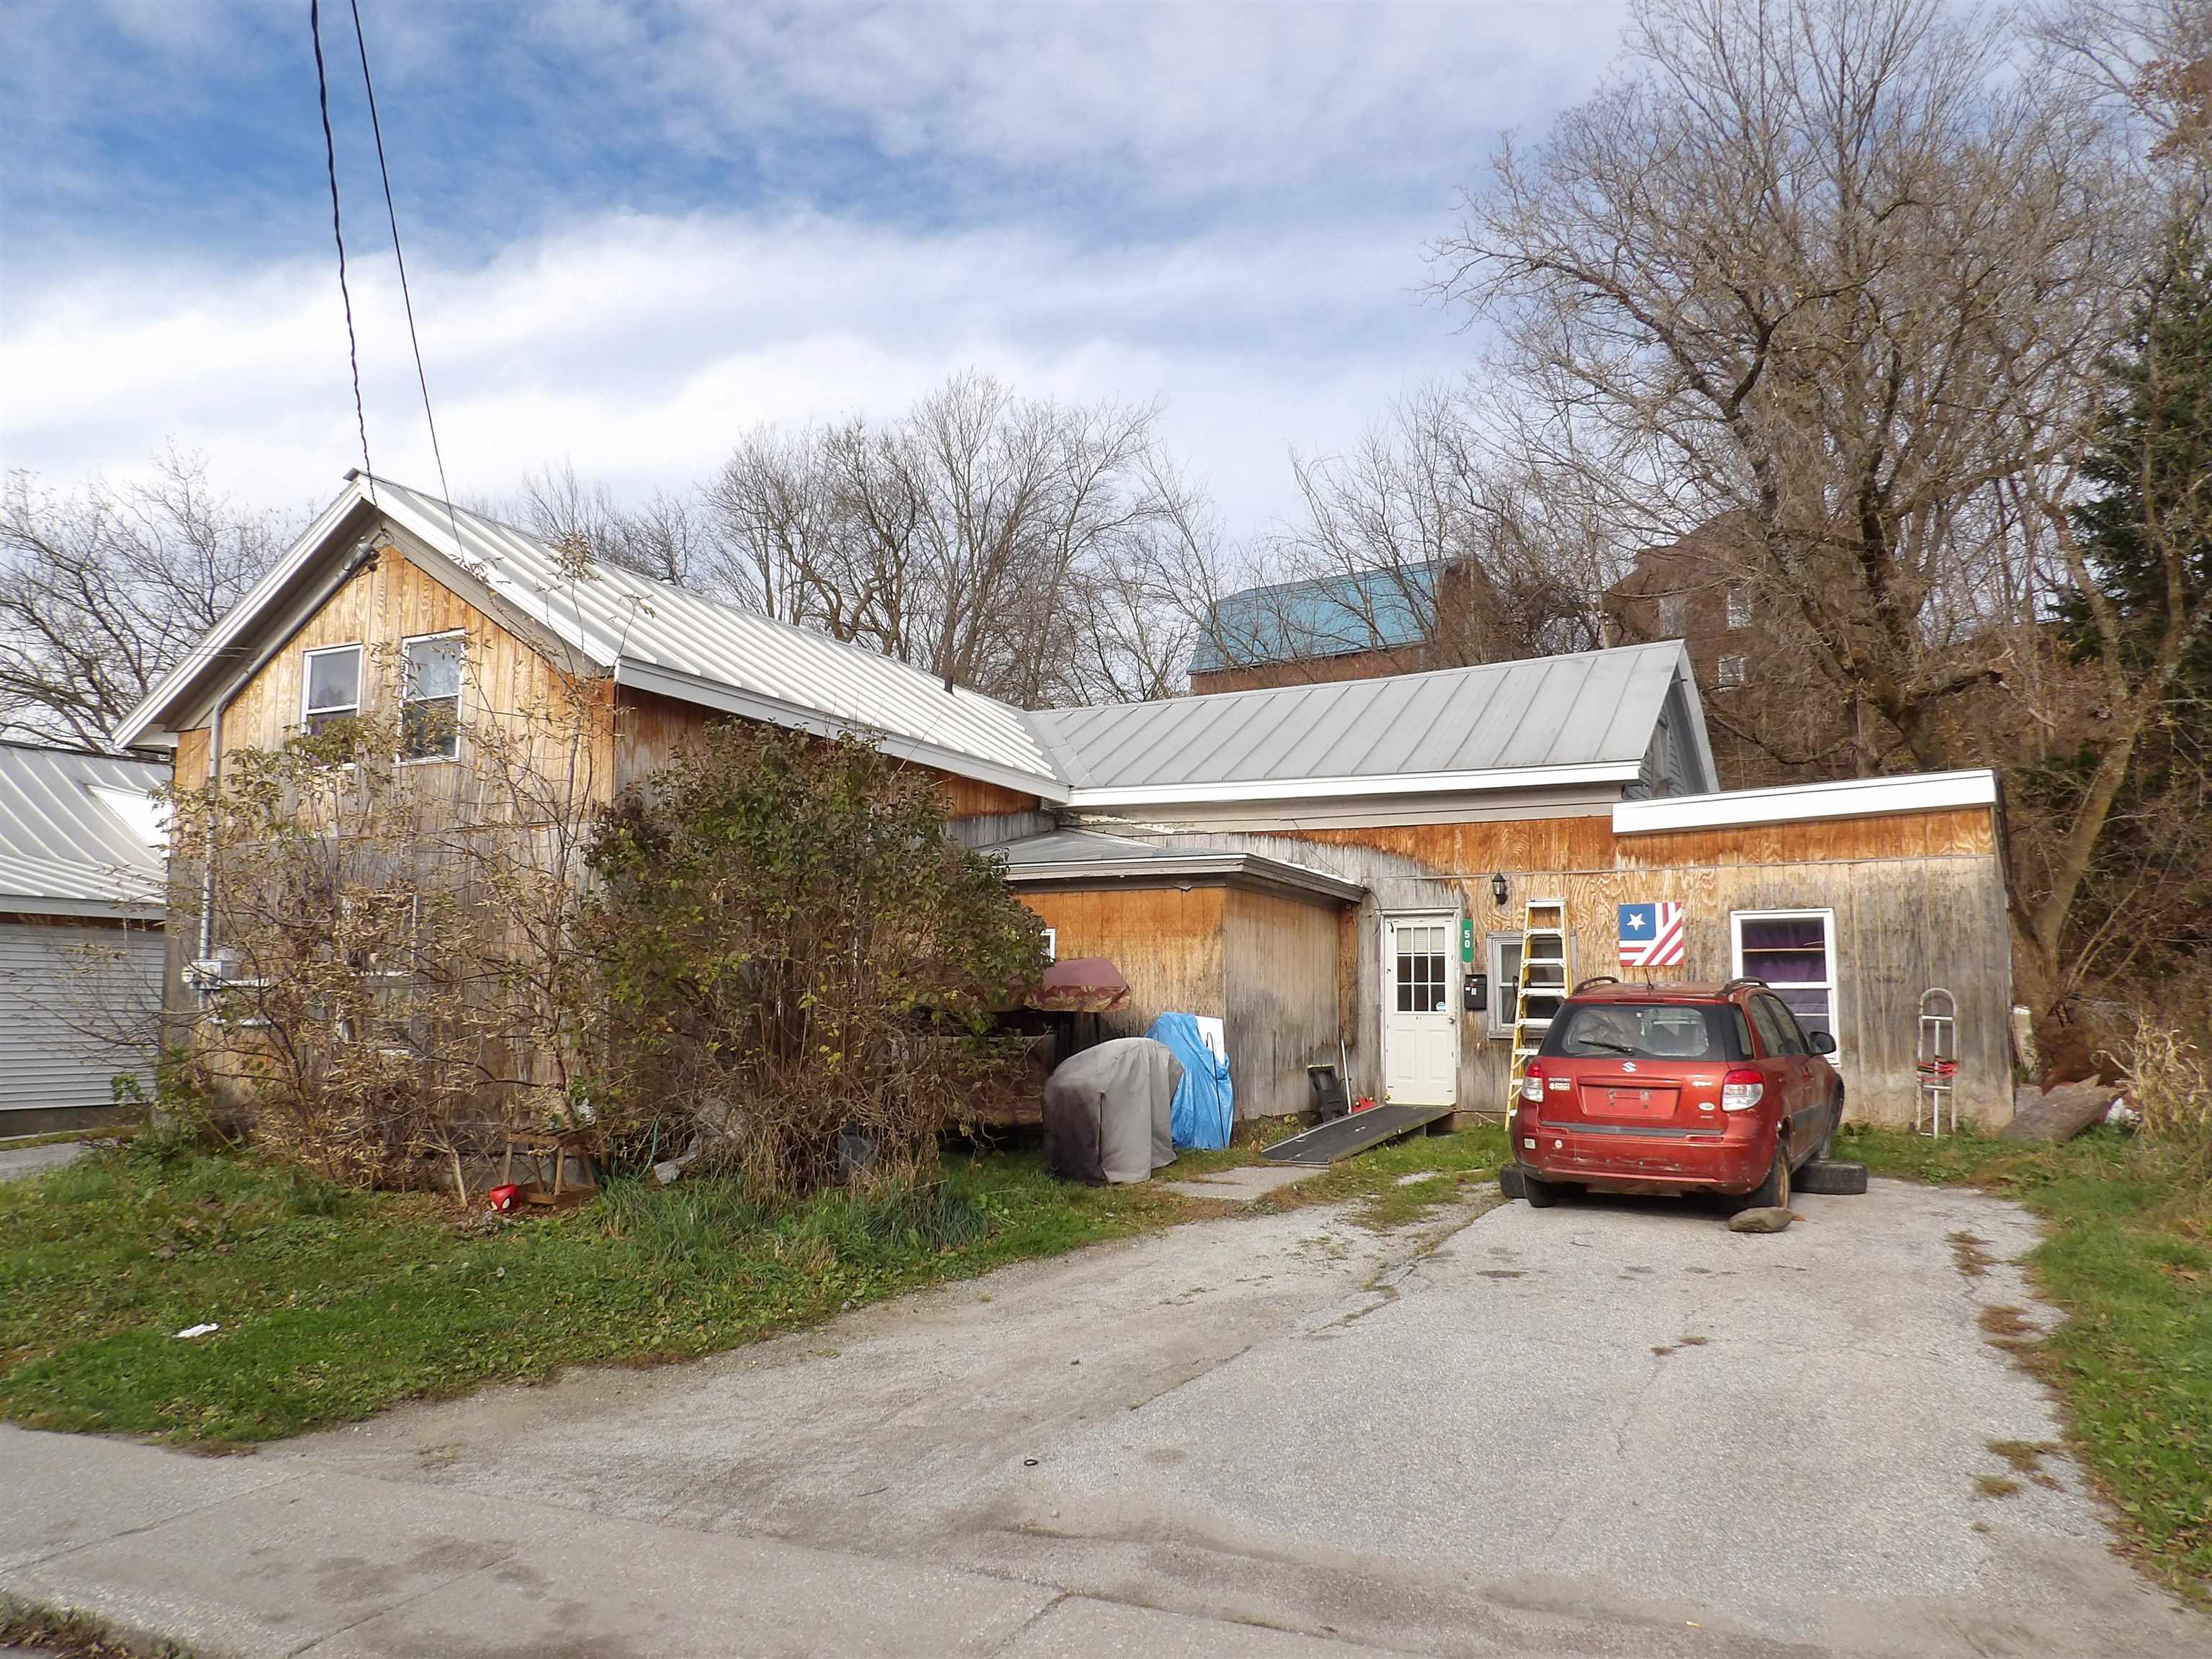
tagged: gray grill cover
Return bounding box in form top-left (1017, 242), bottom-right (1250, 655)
top-left (1042, 1037), bottom-right (1182, 1184)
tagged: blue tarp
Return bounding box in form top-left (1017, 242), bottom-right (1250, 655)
top-left (1146, 1012), bottom-right (1233, 1149)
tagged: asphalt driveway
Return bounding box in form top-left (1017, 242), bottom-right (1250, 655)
top-left (4, 1176), bottom-right (2202, 1658)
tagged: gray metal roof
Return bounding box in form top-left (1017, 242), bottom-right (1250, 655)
top-left (114, 473), bottom-right (1713, 811)
top-left (980, 828), bottom-right (1365, 902)
top-left (1028, 641), bottom-right (1707, 802)
top-left (0, 743), bottom-right (168, 920)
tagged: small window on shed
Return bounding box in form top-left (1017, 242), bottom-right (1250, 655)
top-left (302, 644), bottom-right (362, 734)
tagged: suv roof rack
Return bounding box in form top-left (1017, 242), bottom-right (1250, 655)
top-left (1719, 976), bottom-right (1768, 994)
top-left (1570, 975), bottom-right (1620, 994)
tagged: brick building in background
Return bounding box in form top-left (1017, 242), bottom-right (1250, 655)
top-left (1602, 518), bottom-right (1855, 789)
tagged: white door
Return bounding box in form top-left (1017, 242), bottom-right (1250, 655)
top-left (1382, 913), bottom-right (1458, 1107)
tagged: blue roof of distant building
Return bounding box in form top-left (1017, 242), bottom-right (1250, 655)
top-left (1189, 565), bottom-right (1438, 674)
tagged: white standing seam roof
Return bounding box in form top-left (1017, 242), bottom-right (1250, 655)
top-left (112, 474), bottom-right (1704, 811)
top-left (1613, 769), bottom-right (1999, 834)
top-left (1030, 640), bottom-right (1699, 805)
top-left (0, 744), bottom-right (168, 920)
top-left (979, 827), bottom-right (1366, 903)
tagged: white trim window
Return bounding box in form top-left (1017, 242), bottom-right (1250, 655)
top-left (302, 644), bottom-right (363, 734)
top-left (1731, 908), bottom-right (1839, 1057)
top-left (399, 632), bottom-right (465, 762)
top-left (1485, 930), bottom-right (1522, 1040)
top-left (1656, 593), bottom-right (1686, 634)
top-left (1716, 653), bottom-right (1748, 689)
top-left (1726, 585), bottom-right (1751, 629)
top-left (1040, 927), bottom-right (1057, 963)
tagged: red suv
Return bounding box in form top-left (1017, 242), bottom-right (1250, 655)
top-left (1512, 978), bottom-right (1843, 1212)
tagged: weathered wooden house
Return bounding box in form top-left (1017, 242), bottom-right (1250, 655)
top-left (118, 475), bottom-right (2017, 1131)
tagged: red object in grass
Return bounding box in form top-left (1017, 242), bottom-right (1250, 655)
top-left (487, 1184), bottom-right (522, 1213)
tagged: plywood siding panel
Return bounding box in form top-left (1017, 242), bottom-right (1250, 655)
top-left (940, 776), bottom-right (1041, 817)
top-left (614, 688), bottom-right (716, 793)
top-left (1019, 888), bottom-right (1226, 1047)
top-left (1221, 887), bottom-right (1343, 1119)
top-left (1296, 816), bottom-right (1617, 876)
top-left (1615, 808), bottom-right (1995, 868)
top-left (172, 729), bottom-right (210, 793)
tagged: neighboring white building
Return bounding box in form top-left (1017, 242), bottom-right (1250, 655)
top-left (0, 742), bottom-right (169, 1131)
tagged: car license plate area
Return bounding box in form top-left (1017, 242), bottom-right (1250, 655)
top-left (1579, 1084), bottom-right (1679, 1120)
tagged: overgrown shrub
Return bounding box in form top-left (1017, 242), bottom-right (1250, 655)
top-left (2116, 1015), bottom-right (2212, 1184)
top-left (163, 650), bottom-right (609, 1194)
top-left (583, 725), bottom-right (1047, 1200)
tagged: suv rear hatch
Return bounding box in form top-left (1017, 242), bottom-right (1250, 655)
top-left (1535, 1002), bottom-right (1745, 1130)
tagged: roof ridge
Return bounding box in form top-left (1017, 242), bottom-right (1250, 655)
top-left (369, 472), bottom-right (1038, 719)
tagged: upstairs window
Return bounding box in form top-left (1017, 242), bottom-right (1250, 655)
top-left (302, 644), bottom-right (362, 734)
top-left (1717, 653), bottom-right (1748, 688)
top-left (400, 633), bottom-right (464, 761)
top-left (1726, 586), bottom-right (1751, 629)
top-left (1656, 593), bottom-right (1686, 634)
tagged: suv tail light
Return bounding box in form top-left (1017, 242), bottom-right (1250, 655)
top-left (1519, 1063), bottom-right (1545, 1104)
top-left (1720, 1068), bottom-right (1765, 1112)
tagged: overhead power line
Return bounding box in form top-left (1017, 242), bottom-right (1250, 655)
top-left (345, 0), bottom-right (465, 554)
top-left (307, 0), bottom-right (375, 500)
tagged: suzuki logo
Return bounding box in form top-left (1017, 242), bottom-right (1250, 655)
top-left (1622, 1061), bottom-right (1637, 1073)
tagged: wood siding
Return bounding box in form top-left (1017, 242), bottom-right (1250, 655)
top-left (1221, 886), bottom-right (1344, 1119)
top-left (1130, 809), bottom-right (2015, 1128)
top-left (208, 547), bottom-right (620, 806)
top-left (1017, 881), bottom-right (1344, 1122)
top-left (1019, 888), bottom-right (1226, 1046)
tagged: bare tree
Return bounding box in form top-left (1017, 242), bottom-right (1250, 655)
top-left (1437, 0), bottom-right (2131, 772)
top-left (1, 449), bottom-right (287, 750)
top-left (696, 372), bottom-right (1205, 706)
top-left (1432, 0), bottom-right (2202, 1008)
top-left (514, 462), bottom-right (706, 586)
top-left (1212, 387), bottom-right (1609, 685)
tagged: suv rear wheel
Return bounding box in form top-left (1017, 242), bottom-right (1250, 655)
top-left (1728, 1146), bottom-right (1789, 1214)
top-left (1522, 1169), bottom-right (1566, 1208)
top-left (1812, 1092), bottom-right (1841, 1161)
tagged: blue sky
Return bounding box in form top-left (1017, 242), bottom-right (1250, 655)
top-left (2, 1), bottom-right (1627, 534)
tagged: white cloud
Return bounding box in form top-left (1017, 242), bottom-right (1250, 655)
top-left (541, 1), bottom-right (1629, 204)
top-left (0, 209), bottom-right (1473, 536)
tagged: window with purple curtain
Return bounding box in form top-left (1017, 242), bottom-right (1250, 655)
top-left (1732, 910), bottom-right (1837, 1052)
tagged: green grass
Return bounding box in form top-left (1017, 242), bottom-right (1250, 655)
top-left (1841, 1123), bottom-right (2212, 1603)
top-left (0, 1120), bottom-right (1501, 1447)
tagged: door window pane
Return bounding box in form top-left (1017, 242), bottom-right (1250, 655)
top-left (1393, 922), bottom-right (1448, 1014)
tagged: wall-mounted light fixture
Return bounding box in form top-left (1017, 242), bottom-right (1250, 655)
top-left (1491, 872), bottom-right (1509, 906)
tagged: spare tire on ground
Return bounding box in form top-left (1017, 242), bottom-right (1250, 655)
top-left (1794, 1158), bottom-right (1870, 1195)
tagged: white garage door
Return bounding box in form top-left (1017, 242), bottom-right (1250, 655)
top-left (0, 921), bottom-right (164, 1115)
